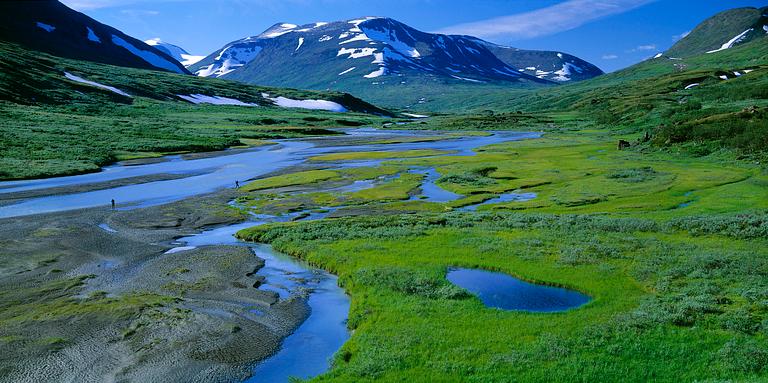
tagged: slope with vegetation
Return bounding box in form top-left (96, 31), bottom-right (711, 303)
top-left (0, 42), bottom-right (389, 180)
top-left (406, 9), bottom-right (768, 160)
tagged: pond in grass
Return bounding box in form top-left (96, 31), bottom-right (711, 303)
top-left (446, 268), bottom-right (590, 312)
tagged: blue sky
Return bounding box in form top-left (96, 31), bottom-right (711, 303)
top-left (62, 0), bottom-right (767, 72)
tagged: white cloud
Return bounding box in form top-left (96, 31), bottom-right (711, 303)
top-left (602, 54), bottom-right (619, 60)
top-left (673, 30), bottom-right (690, 41)
top-left (435, 0), bottom-right (657, 40)
top-left (61, 0), bottom-right (185, 11)
top-left (635, 44), bottom-right (656, 51)
top-left (120, 9), bottom-right (160, 16)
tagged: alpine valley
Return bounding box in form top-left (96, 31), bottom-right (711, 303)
top-left (1, 1), bottom-right (768, 383)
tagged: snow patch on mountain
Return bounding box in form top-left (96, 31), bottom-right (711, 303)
top-left (178, 55), bottom-right (204, 66)
top-left (360, 24), bottom-right (420, 58)
top-left (552, 62), bottom-right (584, 82)
top-left (707, 28), bottom-right (753, 53)
top-left (296, 37), bottom-right (304, 51)
top-left (145, 38), bottom-right (204, 67)
top-left (261, 23), bottom-right (298, 38)
top-left (112, 35), bottom-right (185, 74)
top-left (340, 34), bottom-right (370, 44)
top-left (64, 72), bottom-right (131, 97)
top-left (364, 67), bottom-right (386, 78)
top-left (319, 35), bottom-right (333, 42)
top-left (178, 94), bottom-right (257, 106)
top-left (339, 67), bottom-right (356, 75)
top-left (86, 27), bottom-right (100, 43)
top-left (338, 47), bottom-right (376, 59)
top-left (198, 45), bottom-right (263, 77)
top-left (262, 94), bottom-right (347, 112)
top-left (36, 22), bottom-right (55, 32)
top-left (451, 75), bottom-right (484, 83)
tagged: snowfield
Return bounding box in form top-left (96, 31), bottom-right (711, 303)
top-left (261, 23), bottom-right (298, 38)
top-left (197, 45), bottom-right (263, 77)
top-left (86, 27), bottom-right (100, 43)
top-left (360, 24), bottom-right (420, 58)
top-left (64, 72), bottom-right (131, 97)
top-left (177, 94), bottom-right (257, 106)
top-left (145, 38), bottom-right (204, 67)
top-left (337, 47), bottom-right (377, 59)
top-left (111, 35), bottom-right (185, 74)
top-left (707, 29), bottom-right (753, 53)
top-left (364, 67), bottom-right (386, 78)
top-left (553, 62), bottom-right (583, 82)
top-left (36, 22), bottom-right (55, 32)
top-left (263, 94), bottom-right (347, 112)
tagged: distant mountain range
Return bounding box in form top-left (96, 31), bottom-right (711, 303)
top-left (1, 1), bottom-right (766, 110)
top-left (187, 17), bottom-right (603, 91)
top-left (0, 0), bottom-right (189, 74)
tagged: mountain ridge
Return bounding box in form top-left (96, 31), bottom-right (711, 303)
top-left (0, 0), bottom-right (190, 74)
top-left (188, 16), bottom-right (603, 93)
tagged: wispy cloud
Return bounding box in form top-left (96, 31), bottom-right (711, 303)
top-left (119, 9), bottom-right (160, 16)
top-left (61, 0), bottom-right (186, 11)
top-left (435, 0), bottom-right (656, 40)
top-left (634, 44), bottom-right (656, 51)
top-left (602, 54), bottom-right (619, 60)
top-left (672, 30), bottom-right (690, 41)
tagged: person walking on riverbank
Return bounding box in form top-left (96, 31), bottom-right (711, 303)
top-left (111, 199), bottom-right (115, 210)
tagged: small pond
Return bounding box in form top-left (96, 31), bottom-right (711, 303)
top-left (446, 268), bottom-right (590, 312)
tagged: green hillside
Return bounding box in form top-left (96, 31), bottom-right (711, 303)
top-left (409, 35), bottom-right (768, 159)
top-left (0, 42), bottom-right (389, 180)
top-left (666, 6), bottom-right (768, 58)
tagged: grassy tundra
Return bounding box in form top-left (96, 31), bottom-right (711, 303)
top-left (236, 127), bottom-right (768, 382)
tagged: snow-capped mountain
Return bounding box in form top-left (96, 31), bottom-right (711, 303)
top-left (0, 1), bottom-right (189, 74)
top-left (665, 6), bottom-right (768, 57)
top-left (144, 38), bottom-right (205, 67)
top-left (188, 17), bottom-right (602, 92)
top-left (478, 41), bottom-right (603, 82)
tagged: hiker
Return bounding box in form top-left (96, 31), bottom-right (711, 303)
top-left (235, 180), bottom-right (240, 188)
top-left (111, 199), bottom-right (115, 210)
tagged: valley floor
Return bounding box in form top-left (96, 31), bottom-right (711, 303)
top-left (1, 125), bottom-right (766, 382)
top-left (236, 128), bottom-right (768, 381)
